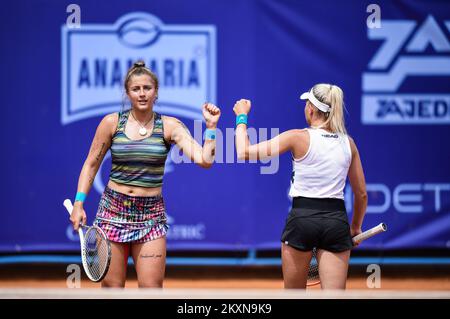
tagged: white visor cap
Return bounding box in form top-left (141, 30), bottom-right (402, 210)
top-left (300, 89), bottom-right (331, 113)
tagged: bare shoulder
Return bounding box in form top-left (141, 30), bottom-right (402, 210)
top-left (161, 115), bottom-right (180, 127)
top-left (161, 116), bottom-right (191, 143)
top-left (103, 112), bottom-right (119, 125)
top-left (99, 112), bottom-right (119, 136)
top-left (288, 129), bottom-right (310, 158)
top-left (347, 135), bottom-right (358, 155)
top-left (281, 129), bottom-right (309, 147)
top-left (297, 128), bottom-right (309, 137)
top-left (287, 128), bottom-right (309, 141)
top-left (348, 135), bottom-right (355, 144)
top-left (162, 115), bottom-right (189, 131)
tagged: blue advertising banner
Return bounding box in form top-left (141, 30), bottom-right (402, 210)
top-left (1, 0), bottom-right (449, 253)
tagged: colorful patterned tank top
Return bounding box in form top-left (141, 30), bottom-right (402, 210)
top-left (109, 110), bottom-right (171, 188)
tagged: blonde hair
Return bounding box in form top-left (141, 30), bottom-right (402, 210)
top-left (310, 83), bottom-right (347, 134)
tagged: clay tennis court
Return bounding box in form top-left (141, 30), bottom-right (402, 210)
top-left (1, 263), bottom-right (449, 298)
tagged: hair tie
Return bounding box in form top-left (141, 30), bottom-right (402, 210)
top-left (134, 61), bottom-right (146, 68)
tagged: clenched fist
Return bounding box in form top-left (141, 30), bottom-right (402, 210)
top-left (203, 103), bottom-right (221, 129)
top-left (233, 99), bottom-right (251, 116)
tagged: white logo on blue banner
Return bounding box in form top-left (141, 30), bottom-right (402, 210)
top-left (61, 12), bottom-right (216, 125)
top-left (362, 16), bottom-right (450, 124)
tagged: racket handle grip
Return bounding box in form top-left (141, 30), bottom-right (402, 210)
top-left (352, 223), bottom-right (387, 244)
top-left (64, 198), bottom-right (87, 229)
top-left (63, 199), bottom-right (74, 215)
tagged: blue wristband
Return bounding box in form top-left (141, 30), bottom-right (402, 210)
top-left (75, 192), bottom-right (87, 203)
top-left (236, 114), bottom-right (248, 126)
top-left (204, 129), bottom-right (216, 140)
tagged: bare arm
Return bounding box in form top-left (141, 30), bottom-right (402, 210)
top-left (233, 99), bottom-right (301, 160)
top-left (348, 137), bottom-right (368, 237)
top-left (164, 103), bottom-right (221, 168)
top-left (235, 124), bottom-right (298, 160)
top-left (70, 113), bottom-right (116, 229)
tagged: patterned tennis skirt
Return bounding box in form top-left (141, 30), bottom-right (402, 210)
top-left (94, 186), bottom-right (169, 243)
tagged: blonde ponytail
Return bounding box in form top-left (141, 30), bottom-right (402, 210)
top-left (311, 84), bottom-right (347, 135)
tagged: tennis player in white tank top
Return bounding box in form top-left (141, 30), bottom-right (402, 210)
top-left (234, 83), bottom-right (367, 289)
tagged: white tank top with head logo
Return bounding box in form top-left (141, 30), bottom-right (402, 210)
top-left (288, 128), bottom-right (352, 199)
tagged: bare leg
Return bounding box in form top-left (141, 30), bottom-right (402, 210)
top-left (131, 236), bottom-right (166, 288)
top-left (101, 242), bottom-right (129, 288)
top-left (316, 249), bottom-right (350, 290)
top-left (281, 243), bottom-right (312, 289)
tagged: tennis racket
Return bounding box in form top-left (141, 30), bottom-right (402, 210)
top-left (64, 199), bottom-right (112, 282)
top-left (307, 222), bottom-right (387, 287)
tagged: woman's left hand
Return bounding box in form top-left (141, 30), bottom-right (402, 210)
top-left (350, 225), bottom-right (362, 247)
top-left (203, 103), bottom-right (221, 129)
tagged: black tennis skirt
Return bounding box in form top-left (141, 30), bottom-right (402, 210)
top-left (281, 196), bottom-right (353, 252)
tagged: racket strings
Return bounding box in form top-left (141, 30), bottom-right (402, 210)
top-left (83, 227), bottom-right (110, 281)
top-left (307, 248), bottom-right (320, 286)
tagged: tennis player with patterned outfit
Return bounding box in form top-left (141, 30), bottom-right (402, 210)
top-left (234, 84), bottom-right (367, 289)
top-left (70, 61), bottom-right (221, 288)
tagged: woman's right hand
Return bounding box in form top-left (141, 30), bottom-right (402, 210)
top-left (70, 202), bottom-right (87, 231)
top-left (233, 99), bottom-right (251, 115)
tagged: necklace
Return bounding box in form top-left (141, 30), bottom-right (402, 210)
top-left (130, 111), bottom-right (154, 136)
